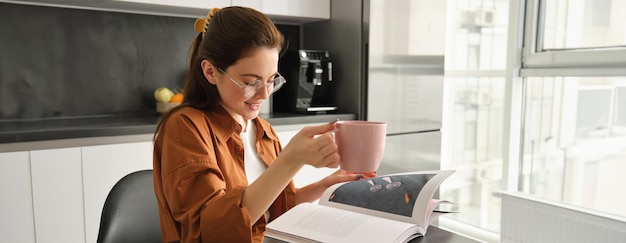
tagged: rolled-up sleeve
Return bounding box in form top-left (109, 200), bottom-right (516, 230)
top-left (163, 165), bottom-right (255, 242)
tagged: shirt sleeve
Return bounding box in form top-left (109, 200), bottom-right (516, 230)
top-left (159, 113), bottom-right (256, 242)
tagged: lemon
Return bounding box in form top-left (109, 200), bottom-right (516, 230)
top-left (154, 87), bottom-right (175, 103)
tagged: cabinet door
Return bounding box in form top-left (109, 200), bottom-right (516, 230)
top-left (81, 141), bottom-right (154, 243)
top-left (113, 0), bottom-right (231, 9)
top-left (0, 151), bottom-right (36, 243)
top-left (30, 147), bottom-right (85, 243)
top-left (286, 0), bottom-right (330, 19)
top-left (11, 0), bottom-right (231, 14)
top-left (233, 0), bottom-right (288, 16)
top-left (233, 0), bottom-right (330, 19)
top-left (276, 129), bottom-right (336, 188)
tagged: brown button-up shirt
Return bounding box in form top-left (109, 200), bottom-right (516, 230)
top-left (153, 105), bottom-right (297, 242)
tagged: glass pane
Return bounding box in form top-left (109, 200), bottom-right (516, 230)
top-left (540, 0), bottom-right (626, 50)
top-left (446, 0), bottom-right (510, 70)
top-left (441, 0), bottom-right (510, 235)
top-left (367, 0), bottom-right (446, 135)
top-left (521, 76), bottom-right (626, 218)
top-left (441, 77), bottom-right (505, 233)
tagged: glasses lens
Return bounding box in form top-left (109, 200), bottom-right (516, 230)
top-left (243, 85), bottom-right (256, 98)
top-left (270, 77), bottom-right (286, 94)
top-left (241, 76), bottom-right (286, 98)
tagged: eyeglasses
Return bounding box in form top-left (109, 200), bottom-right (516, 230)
top-left (218, 67), bottom-right (286, 98)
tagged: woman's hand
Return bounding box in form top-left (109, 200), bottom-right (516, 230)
top-left (296, 169), bottom-right (364, 204)
top-left (280, 123), bottom-right (340, 169)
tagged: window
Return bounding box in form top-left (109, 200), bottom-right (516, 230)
top-left (441, 0), bottom-right (626, 241)
top-left (521, 77), bottom-right (626, 218)
top-left (522, 0), bottom-right (626, 71)
top-left (540, 0), bottom-right (626, 50)
top-left (520, 0), bottom-right (626, 219)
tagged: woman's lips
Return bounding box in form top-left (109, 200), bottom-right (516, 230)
top-left (246, 101), bottom-right (262, 111)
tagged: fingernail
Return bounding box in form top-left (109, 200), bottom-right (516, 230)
top-left (356, 174), bottom-right (364, 179)
top-left (329, 118), bottom-right (339, 124)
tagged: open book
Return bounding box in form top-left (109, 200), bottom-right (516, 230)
top-left (266, 170), bottom-right (456, 243)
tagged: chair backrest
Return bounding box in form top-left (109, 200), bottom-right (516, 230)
top-left (97, 170), bottom-right (162, 243)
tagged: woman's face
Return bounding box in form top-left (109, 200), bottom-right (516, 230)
top-left (204, 46), bottom-right (280, 125)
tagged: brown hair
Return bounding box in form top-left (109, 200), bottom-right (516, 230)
top-left (155, 6), bottom-right (284, 136)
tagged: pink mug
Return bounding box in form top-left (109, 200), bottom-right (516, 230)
top-left (334, 121), bottom-right (387, 174)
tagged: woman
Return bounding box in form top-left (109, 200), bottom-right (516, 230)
top-left (153, 6), bottom-right (361, 242)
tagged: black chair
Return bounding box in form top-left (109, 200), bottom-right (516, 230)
top-left (97, 169), bottom-right (162, 243)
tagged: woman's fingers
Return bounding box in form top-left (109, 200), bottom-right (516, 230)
top-left (283, 125), bottom-right (340, 168)
top-left (315, 132), bottom-right (339, 168)
top-left (299, 123), bottom-right (336, 138)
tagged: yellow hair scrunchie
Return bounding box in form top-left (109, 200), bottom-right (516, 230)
top-left (194, 8), bottom-right (220, 37)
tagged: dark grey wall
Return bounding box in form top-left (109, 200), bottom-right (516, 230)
top-left (0, 3), bottom-right (299, 120)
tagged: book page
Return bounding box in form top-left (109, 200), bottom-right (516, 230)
top-left (318, 170), bottom-right (454, 228)
top-left (266, 202), bottom-right (419, 243)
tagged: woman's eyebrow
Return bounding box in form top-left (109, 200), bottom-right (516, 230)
top-left (240, 72), bottom-right (279, 80)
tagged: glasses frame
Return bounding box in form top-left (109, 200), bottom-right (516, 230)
top-left (217, 67), bottom-right (286, 98)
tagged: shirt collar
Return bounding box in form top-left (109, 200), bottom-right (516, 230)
top-left (209, 105), bottom-right (279, 142)
top-left (254, 116), bottom-right (279, 141)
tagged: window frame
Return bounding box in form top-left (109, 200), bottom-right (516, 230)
top-left (521, 0), bottom-right (626, 76)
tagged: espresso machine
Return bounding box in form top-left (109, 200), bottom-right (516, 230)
top-left (273, 50), bottom-right (337, 114)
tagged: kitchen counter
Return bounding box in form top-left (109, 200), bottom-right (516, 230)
top-left (0, 112), bottom-right (356, 144)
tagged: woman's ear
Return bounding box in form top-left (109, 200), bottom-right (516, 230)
top-left (201, 60), bottom-right (218, 85)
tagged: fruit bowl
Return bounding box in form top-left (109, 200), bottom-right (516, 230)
top-left (156, 102), bottom-right (181, 113)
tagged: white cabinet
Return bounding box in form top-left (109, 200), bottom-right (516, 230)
top-left (0, 140), bottom-right (153, 243)
top-left (30, 147), bottom-right (85, 243)
top-left (81, 141), bottom-right (154, 243)
top-left (0, 151), bottom-right (35, 243)
top-left (4, 0), bottom-right (229, 18)
top-left (6, 0), bottom-right (329, 22)
top-left (110, 0), bottom-right (230, 10)
top-left (275, 126), bottom-right (336, 188)
top-left (233, 0), bottom-right (330, 20)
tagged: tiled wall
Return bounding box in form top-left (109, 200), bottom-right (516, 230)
top-left (0, 3), bottom-right (299, 120)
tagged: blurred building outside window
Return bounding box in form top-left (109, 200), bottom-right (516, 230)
top-left (440, 0), bottom-right (626, 242)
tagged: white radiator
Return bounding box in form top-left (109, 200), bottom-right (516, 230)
top-left (500, 192), bottom-right (626, 243)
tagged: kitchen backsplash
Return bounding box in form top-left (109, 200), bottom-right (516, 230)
top-left (0, 3), bottom-right (299, 120)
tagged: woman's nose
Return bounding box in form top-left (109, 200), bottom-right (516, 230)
top-left (255, 85), bottom-right (270, 99)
